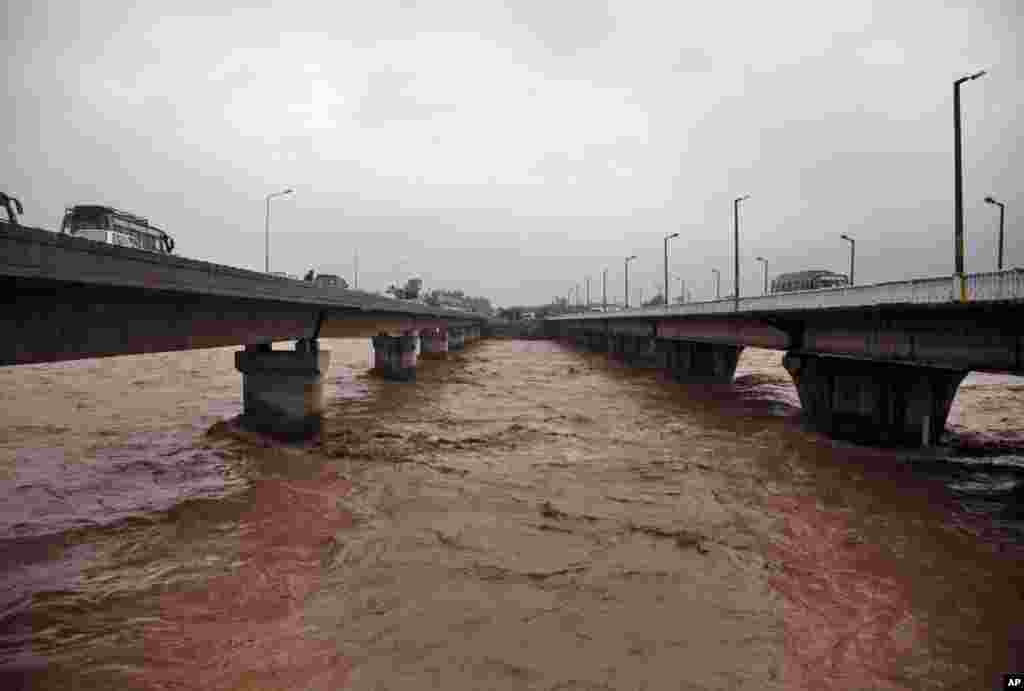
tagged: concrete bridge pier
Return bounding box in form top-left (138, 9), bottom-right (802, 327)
top-left (607, 333), bottom-right (627, 362)
top-left (622, 334), bottom-right (661, 368)
top-left (372, 333), bottom-right (418, 381)
top-left (573, 328), bottom-right (588, 349)
top-left (420, 328), bottom-right (449, 359)
top-left (663, 341), bottom-right (743, 383)
top-left (587, 331), bottom-right (608, 352)
top-left (234, 340), bottom-right (331, 439)
top-left (448, 327), bottom-right (466, 351)
top-left (783, 353), bottom-right (967, 447)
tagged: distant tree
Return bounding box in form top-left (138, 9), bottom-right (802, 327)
top-left (386, 277), bottom-right (424, 300)
top-left (303, 269), bottom-right (315, 281)
top-left (403, 277), bottom-right (422, 299)
top-left (642, 293), bottom-right (665, 307)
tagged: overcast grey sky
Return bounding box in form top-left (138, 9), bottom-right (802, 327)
top-left (4, 0), bottom-right (1021, 306)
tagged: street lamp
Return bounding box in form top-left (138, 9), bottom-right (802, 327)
top-left (602, 267), bottom-right (608, 311)
top-left (264, 188), bottom-right (294, 273)
top-left (670, 273), bottom-right (685, 304)
top-left (953, 69), bottom-right (986, 300)
top-left (755, 256), bottom-right (768, 295)
top-left (664, 232), bottom-right (679, 306)
top-left (711, 268), bottom-right (721, 299)
top-left (624, 255), bottom-right (637, 309)
top-left (585, 276), bottom-right (591, 309)
top-left (733, 195), bottom-right (750, 311)
top-left (840, 234), bottom-right (855, 285)
top-left (984, 196), bottom-right (1006, 271)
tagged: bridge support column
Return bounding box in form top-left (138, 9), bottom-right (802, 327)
top-left (622, 334), bottom-right (661, 368)
top-left (372, 333), bottom-right (418, 381)
top-left (663, 341), bottom-right (743, 383)
top-left (783, 353), bottom-right (967, 447)
top-left (234, 341), bottom-right (331, 439)
top-left (608, 333), bottom-right (626, 362)
top-left (447, 327), bottom-right (466, 352)
top-left (420, 328), bottom-right (449, 359)
top-left (586, 331), bottom-right (607, 352)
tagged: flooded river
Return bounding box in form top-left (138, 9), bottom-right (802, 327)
top-left (1, 339), bottom-right (1022, 690)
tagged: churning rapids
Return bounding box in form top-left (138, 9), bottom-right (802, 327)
top-left (1, 339), bottom-right (1022, 690)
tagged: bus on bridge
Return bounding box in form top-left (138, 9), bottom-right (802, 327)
top-left (60, 204), bottom-right (176, 254)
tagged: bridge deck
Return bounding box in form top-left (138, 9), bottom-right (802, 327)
top-left (1, 222), bottom-right (484, 366)
top-left (1, 221), bottom-right (478, 320)
top-left (549, 268), bottom-right (1024, 320)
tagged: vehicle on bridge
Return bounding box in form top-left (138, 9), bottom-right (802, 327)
top-left (1, 192), bottom-right (23, 225)
top-left (60, 205), bottom-right (176, 254)
top-left (771, 269), bottom-right (849, 294)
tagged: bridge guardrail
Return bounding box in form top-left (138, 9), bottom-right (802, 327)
top-left (547, 268), bottom-right (1024, 320)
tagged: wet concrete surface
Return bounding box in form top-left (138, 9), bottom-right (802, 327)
top-left (0, 339), bottom-right (1022, 690)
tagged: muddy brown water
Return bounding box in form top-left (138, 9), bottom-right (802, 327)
top-left (1, 339), bottom-right (1022, 690)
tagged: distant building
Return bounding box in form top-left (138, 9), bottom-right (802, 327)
top-left (314, 273), bottom-right (347, 289)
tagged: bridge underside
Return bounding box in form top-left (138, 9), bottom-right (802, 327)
top-left (1, 276), bottom-right (473, 366)
top-left (549, 309), bottom-right (1024, 448)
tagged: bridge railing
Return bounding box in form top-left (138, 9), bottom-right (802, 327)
top-left (549, 268), bottom-right (1024, 320)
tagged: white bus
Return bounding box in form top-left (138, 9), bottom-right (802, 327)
top-left (60, 205), bottom-right (176, 254)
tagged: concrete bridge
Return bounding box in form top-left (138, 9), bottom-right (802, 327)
top-left (546, 270), bottom-right (1024, 447)
top-left (1, 222), bottom-right (486, 437)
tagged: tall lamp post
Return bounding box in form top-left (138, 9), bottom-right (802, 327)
top-left (840, 233), bottom-right (855, 285)
top-left (663, 232), bottom-right (679, 306)
top-left (711, 268), bottom-right (721, 299)
top-left (755, 256), bottom-right (768, 295)
top-left (733, 195), bottom-right (750, 311)
top-left (264, 188), bottom-right (294, 273)
top-left (953, 69), bottom-right (986, 301)
top-left (624, 255), bottom-right (637, 309)
top-left (984, 196), bottom-right (1006, 271)
top-left (671, 274), bottom-right (685, 304)
top-left (602, 267), bottom-right (608, 311)
top-left (585, 276), bottom-right (591, 309)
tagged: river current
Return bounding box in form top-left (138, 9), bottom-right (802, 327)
top-left (1, 338), bottom-right (1022, 690)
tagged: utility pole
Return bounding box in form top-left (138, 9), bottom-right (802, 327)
top-left (353, 250), bottom-right (359, 289)
top-left (624, 255), bottom-right (637, 309)
top-left (985, 196), bottom-right (1006, 270)
top-left (953, 69), bottom-right (986, 301)
top-left (733, 195), bottom-right (750, 311)
top-left (712, 268), bottom-right (720, 299)
top-left (840, 234), bottom-right (855, 285)
top-left (663, 232), bottom-right (679, 306)
top-left (585, 276), bottom-right (591, 309)
top-left (602, 267), bottom-right (608, 311)
top-left (264, 188), bottom-right (294, 273)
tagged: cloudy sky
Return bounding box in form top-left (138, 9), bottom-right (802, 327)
top-left (4, 0), bottom-right (1021, 306)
